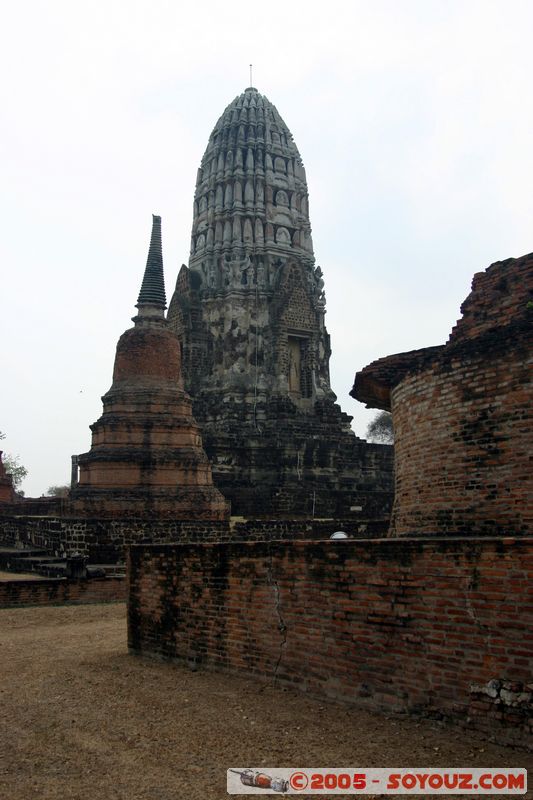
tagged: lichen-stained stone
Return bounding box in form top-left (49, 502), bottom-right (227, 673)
top-left (73, 215), bottom-right (228, 520)
top-left (168, 88), bottom-right (393, 516)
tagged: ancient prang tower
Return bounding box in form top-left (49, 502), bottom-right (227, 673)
top-left (168, 87), bottom-right (393, 516)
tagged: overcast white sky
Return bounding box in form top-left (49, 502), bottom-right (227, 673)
top-left (2, 0), bottom-right (532, 496)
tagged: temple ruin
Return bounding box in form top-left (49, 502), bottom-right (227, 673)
top-left (0, 83), bottom-right (531, 751)
top-left (167, 86), bottom-right (393, 517)
top-left (128, 250), bottom-right (533, 749)
top-left (352, 252), bottom-right (533, 536)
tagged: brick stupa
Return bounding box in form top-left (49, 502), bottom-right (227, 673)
top-left (72, 215), bottom-right (229, 519)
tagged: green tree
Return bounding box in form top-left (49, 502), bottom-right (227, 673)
top-left (0, 431), bottom-right (28, 490)
top-left (2, 454), bottom-right (28, 490)
top-left (366, 410), bottom-right (394, 444)
top-left (46, 485), bottom-right (70, 498)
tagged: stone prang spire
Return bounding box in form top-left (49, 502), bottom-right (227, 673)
top-left (168, 86), bottom-right (330, 403)
top-left (137, 214), bottom-right (166, 312)
top-left (167, 88), bottom-right (394, 517)
top-left (73, 216), bottom-right (228, 521)
top-left (187, 86), bottom-right (315, 279)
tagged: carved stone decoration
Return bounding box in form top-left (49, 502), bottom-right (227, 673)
top-left (243, 218), bottom-right (253, 243)
top-left (314, 266), bottom-right (325, 292)
top-left (244, 179), bottom-right (254, 204)
top-left (167, 87), bottom-right (394, 518)
top-left (256, 258), bottom-right (266, 287)
top-left (224, 183), bottom-right (233, 208)
top-left (232, 216), bottom-right (241, 243)
top-left (276, 227), bottom-right (291, 245)
top-left (206, 260), bottom-right (217, 288)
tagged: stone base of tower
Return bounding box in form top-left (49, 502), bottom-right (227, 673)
top-left (72, 375), bottom-right (229, 521)
top-left (193, 396), bottom-right (394, 518)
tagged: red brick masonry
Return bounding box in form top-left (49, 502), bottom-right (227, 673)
top-left (352, 253), bottom-right (533, 536)
top-left (128, 538), bottom-right (533, 748)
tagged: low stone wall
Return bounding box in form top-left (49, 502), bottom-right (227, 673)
top-left (0, 516), bottom-right (228, 562)
top-left (0, 514), bottom-right (389, 562)
top-left (128, 537), bottom-right (533, 749)
top-left (0, 576), bottom-right (125, 608)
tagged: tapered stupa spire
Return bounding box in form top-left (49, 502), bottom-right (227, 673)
top-left (136, 214), bottom-right (166, 311)
top-left (73, 211), bottom-right (228, 521)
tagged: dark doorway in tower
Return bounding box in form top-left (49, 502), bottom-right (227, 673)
top-left (288, 334), bottom-right (312, 400)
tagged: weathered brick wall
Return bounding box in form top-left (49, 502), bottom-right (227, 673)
top-left (448, 254), bottom-right (533, 342)
top-left (353, 252), bottom-right (532, 538)
top-left (0, 576), bottom-right (125, 608)
top-left (390, 327), bottom-right (532, 536)
top-left (128, 537), bottom-right (533, 748)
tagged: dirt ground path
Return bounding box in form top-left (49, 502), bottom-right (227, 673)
top-left (0, 603), bottom-right (530, 800)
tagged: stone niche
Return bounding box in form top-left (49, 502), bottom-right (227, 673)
top-left (352, 253), bottom-right (533, 537)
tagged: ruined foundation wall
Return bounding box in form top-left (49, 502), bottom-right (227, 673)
top-left (0, 515), bottom-right (390, 562)
top-left (390, 326), bottom-right (532, 536)
top-left (353, 253), bottom-right (533, 539)
top-left (0, 517), bottom-right (229, 562)
top-left (0, 576), bottom-right (125, 608)
top-left (128, 538), bottom-right (533, 749)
